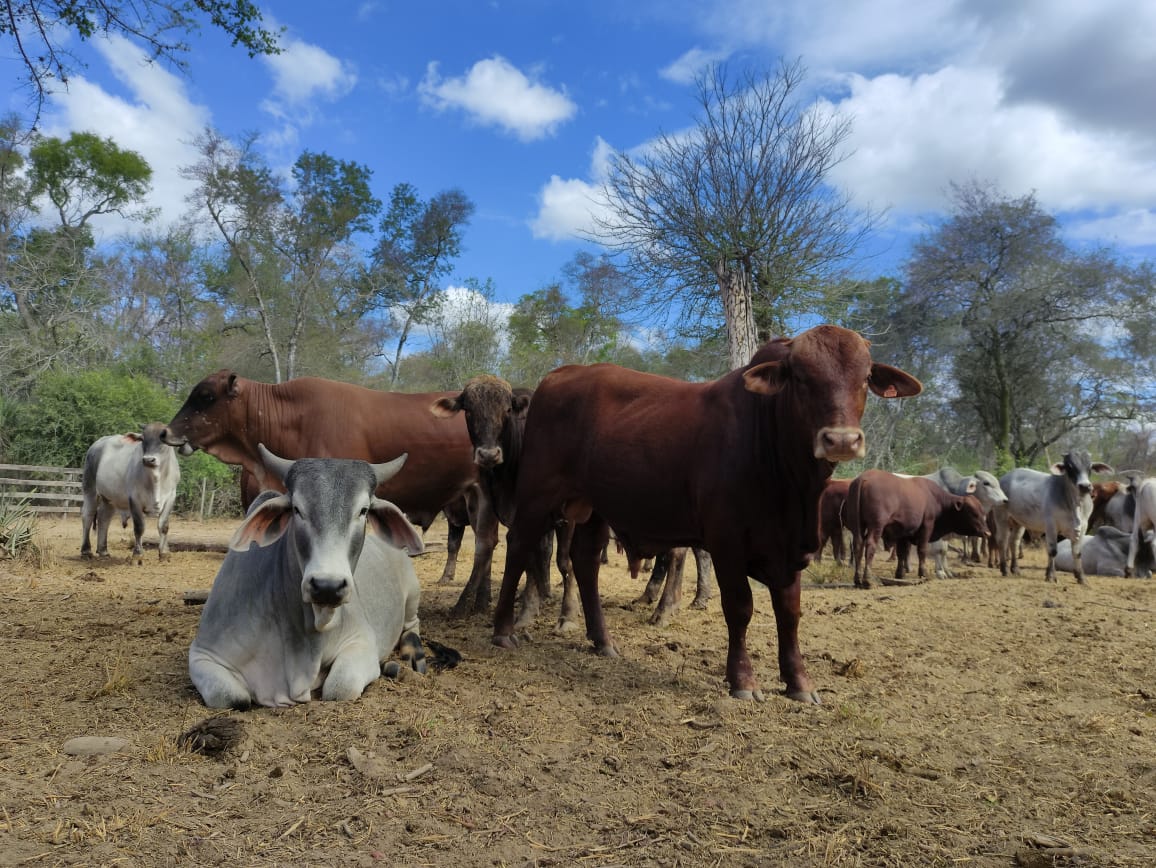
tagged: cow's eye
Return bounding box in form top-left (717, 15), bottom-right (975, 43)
top-left (359, 507), bottom-right (369, 518)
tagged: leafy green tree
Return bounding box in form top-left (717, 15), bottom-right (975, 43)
top-left (363, 183), bottom-right (474, 386)
top-left (422, 279), bottom-right (506, 390)
top-left (2, 0), bottom-right (281, 124)
top-left (29, 131), bottom-right (153, 227)
top-left (596, 60), bottom-right (875, 369)
top-left (899, 181), bottom-right (1150, 467)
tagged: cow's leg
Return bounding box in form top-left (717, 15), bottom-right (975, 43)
top-left (894, 540), bottom-right (910, 580)
top-left (438, 518), bottom-right (466, 585)
top-left (690, 548), bottom-right (715, 609)
top-left (554, 521), bottom-right (581, 634)
top-left (1008, 525), bottom-right (1025, 575)
top-left (650, 547), bottom-right (687, 627)
top-left (493, 509), bottom-right (556, 648)
top-left (711, 556), bottom-right (764, 700)
top-left (157, 499), bottom-right (174, 561)
top-left (1125, 521), bottom-right (1145, 578)
top-left (769, 572), bottom-right (819, 704)
top-left (322, 645), bottom-right (382, 701)
top-left (570, 518), bottom-right (616, 656)
top-left (450, 492), bottom-right (499, 617)
top-left (1060, 524), bottom-right (1086, 585)
top-left (80, 494), bottom-right (97, 558)
top-left (513, 530), bottom-right (553, 631)
top-left (390, 630), bottom-right (428, 676)
top-left (634, 549), bottom-right (670, 606)
top-left (127, 499), bottom-right (146, 565)
top-left (915, 536), bottom-right (929, 580)
top-left (95, 499), bottom-right (115, 558)
top-left (832, 530), bottom-right (846, 567)
top-left (189, 649), bottom-right (252, 710)
top-left (859, 534), bottom-right (878, 589)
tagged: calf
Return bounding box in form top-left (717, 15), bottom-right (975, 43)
top-left (847, 470), bottom-right (989, 589)
top-left (995, 451), bottom-right (1113, 583)
top-left (189, 446), bottom-right (426, 708)
top-left (80, 422), bottom-right (180, 564)
top-left (1056, 526), bottom-right (1156, 578)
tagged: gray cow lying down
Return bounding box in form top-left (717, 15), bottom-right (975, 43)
top-left (190, 446), bottom-right (427, 709)
top-left (1054, 526), bottom-right (1156, 578)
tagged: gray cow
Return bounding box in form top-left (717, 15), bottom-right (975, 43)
top-left (995, 451), bottom-right (1113, 583)
top-left (81, 422), bottom-right (181, 564)
top-left (190, 446), bottom-right (427, 709)
top-left (1055, 526), bottom-right (1156, 578)
top-left (910, 468), bottom-right (1007, 577)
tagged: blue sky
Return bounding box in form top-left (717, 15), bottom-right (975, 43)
top-left (5, 0), bottom-right (1156, 314)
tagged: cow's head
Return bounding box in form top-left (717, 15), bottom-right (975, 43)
top-left (228, 445), bottom-right (424, 632)
top-left (430, 375), bottom-right (531, 469)
top-left (741, 324), bottom-right (922, 462)
top-left (1051, 450), bottom-right (1114, 497)
top-left (164, 370), bottom-right (242, 457)
top-left (971, 470), bottom-right (1008, 510)
top-left (134, 422), bottom-right (176, 469)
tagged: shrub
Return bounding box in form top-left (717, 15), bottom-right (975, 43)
top-left (175, 452), bottom-right (243, 519)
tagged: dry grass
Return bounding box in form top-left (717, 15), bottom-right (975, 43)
top-left (0, 517), bottom-right (1154, 866)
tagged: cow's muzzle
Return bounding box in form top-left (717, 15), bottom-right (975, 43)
top-left (814, 427), bottom-right (866, 462)
top-left (305, 575), bottom-right (350, 606)
top-left (474, 446), bottom-right (504, 468)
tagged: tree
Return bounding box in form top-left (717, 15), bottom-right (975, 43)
top-left (363, 183), bottom-right (474, 387)
top-left (28, 131), bottom-right (153, 227)
top-left (596, 59), bottom-right (875, 369)
top-left (420, 279), bottom-right (507, 390)
top-left (183, 130), bottom-right (380, 382)
top-left (1, 0), bottom-right (281, 124)
top-left (900, 181), bottom-right (1150, 468)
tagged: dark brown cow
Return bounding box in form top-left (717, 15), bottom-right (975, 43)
top-left (165, 370), bottom-right (498, 613)
top-left (846, 469), bottom-right (989, 589)
top-left (815, 478), bottom-right (852, 565)
top-left (491, 325), bottom-right (922, 702)
top-left (430, 376), bottom-right (565, 623)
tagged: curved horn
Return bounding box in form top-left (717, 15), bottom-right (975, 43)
top-left (257, 443), bottom-right (294, 484)
top-left (371, 452), bottom-right (408, 486)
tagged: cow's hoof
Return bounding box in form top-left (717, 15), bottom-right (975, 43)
top-left (383, 661), bottom-right (401, 679)
top-left (730, 688), bottom-right (766, 702)
top-left (80, 551), bottom-right (93, 560)
top-left (689, 598), bottom-right (711, 610)
top-left (785, 688), bottom-right (821, 705)
top-left (554, 618), bottom-right (580, 635)
top-left (491, 634), bottom-right (519, 650)
top-left (436, 574), bottom-right (455, 586)
top-left (593, 642), bottom-right (619, 658)
top-left (648, 608), bottom-right (675, 627)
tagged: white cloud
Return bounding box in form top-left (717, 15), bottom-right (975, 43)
top-left (659, 47), bottom-right (731, 85)
top-left (40, 34), bottom-right (212, 237)
top-left (821, 66), bottom-right (1156, 221)
top-left (419, 56), bottom-right (576, 142)
top-left (261, 34), bottom-right (357, 106)
top-left (530, 137), bottom-right (615, 241)
top-left (1065, 210), bottom-right (1156, 250)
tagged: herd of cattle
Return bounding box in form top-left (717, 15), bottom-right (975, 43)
top-left (73, 324), bottom-right (1156, 710)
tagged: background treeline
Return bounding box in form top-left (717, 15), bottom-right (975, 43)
top-left (2, 113), bottom-right (1155, 517)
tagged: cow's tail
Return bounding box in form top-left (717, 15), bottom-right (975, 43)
top-left (846, 477), bottom-right (865, 572)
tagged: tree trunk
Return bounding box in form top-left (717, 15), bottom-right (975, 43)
top-left (716, 262), bottom-right (759, 370)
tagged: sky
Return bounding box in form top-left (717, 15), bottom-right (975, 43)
top-left (5, 0), bottom-right (1156, 315)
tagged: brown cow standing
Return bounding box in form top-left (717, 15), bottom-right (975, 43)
top-left (846, 469), bottom-right (990, 589)
top-left (164, 371), bottom-right (499, 614)
top-left (491, 325), bottom-right (922, 702)
top-left (815, 478), bottom-right (852, 565)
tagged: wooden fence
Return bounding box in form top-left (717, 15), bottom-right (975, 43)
top-left (0, 464), bottom-right (84, 516)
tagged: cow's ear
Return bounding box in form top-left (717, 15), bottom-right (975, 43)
top-left (368, 499), bottom-right (425, 555)
top-left (1092, 462), bottom-right (1114, 474)
top-left (511, 393), bottom-right (531, 415)
top-left (430, 396), bottom-right (462, 418)
top-left (869, 364), bottom-right (922, 398)
top-left (1050, 463), bottom-right (1065, 475)
top-left (229, 495), bottom-right (292, 551)
top-left (964, 479), bottom-right (977, 494)
top-left (123, 432), bottom-right (143, 443)
top-left (226, 373), bottom-right (240, 398)
top-left (743, 361), bottom-right (787, 396)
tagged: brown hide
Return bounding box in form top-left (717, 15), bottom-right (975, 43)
top-left (847, 469), bottom-right (989, 588)
top-left (816, 478), bottom-right (852, 564)
top-left (491, 324), bottom-right (922, 702)
top-left (1088, 481), bottom-right (1121, 530)
top-left (167, 371), bottom-right (479, 528)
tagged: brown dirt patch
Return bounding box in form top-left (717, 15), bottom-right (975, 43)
top-left (2, 518), bottom-right (1155, 866)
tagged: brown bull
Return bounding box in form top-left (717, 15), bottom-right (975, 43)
top-left (165, 370), bottom-right (499, 614)
top-left (490, 324), bottom-right (922, 702)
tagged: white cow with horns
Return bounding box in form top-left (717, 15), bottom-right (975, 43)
top-left (189, 445), bottom-right (427, 709)
top-left (81, 422), bottom-right (180, 564)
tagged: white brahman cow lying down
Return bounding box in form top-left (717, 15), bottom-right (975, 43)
top-left (81, 422), bottom-right (181, 564)
top-left (190, 445), bottom-right (427, 709)
top-left (1055, 526), bottom-right (1155, 578)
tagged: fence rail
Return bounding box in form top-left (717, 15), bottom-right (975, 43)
top-left (0, 464), bottom-right (84, 515)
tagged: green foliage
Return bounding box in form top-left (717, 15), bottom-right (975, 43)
top-left (174, 451), bottom-right (242, 518)
top-left (0, 494), bottom-right (36, 560)
top-left (5, 369), bottom-right (175, 466)
top-left (29, 131), bottom-right (153, 226)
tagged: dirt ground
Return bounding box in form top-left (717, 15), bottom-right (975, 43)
top-left (1, 515), bottom-right (1155, 867)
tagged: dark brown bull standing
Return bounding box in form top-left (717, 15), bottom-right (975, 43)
top-left (164, 371), bottom-right (499, 614)
top-left (491, 325), bottom-right (922, 702)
